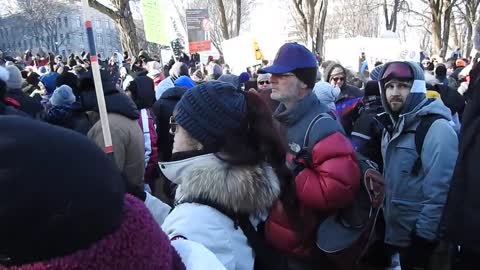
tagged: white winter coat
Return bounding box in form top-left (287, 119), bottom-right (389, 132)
top-left (160, 154), bottom-right (281, 270)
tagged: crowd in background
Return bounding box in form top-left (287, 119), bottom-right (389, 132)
top-left (0, 40), bottom-right (479, 270)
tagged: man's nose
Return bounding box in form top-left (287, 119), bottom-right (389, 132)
top-left (392, 86), bottom-right (401, 94)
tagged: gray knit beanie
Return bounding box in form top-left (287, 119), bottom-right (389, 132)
top-left (6, 65), bottom-right (23, 90)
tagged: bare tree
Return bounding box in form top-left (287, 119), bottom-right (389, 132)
top-left (290, 0), bottom-right (329, 55)
top-left (88, 0), bottom-right (140, 57)
top-left (14, 0), bottom-right (80, 54)
top-left (383, 0), bottom-right (402, 32)
top-left (403, 0), bottom-right (457, 59)
top-left (326, 0), bottom-right (381, 38)
top-left (454, 0), bottom-right (480, 57)
top-left (430, 0), bottom-right (456, 58)
top-left (173, 0), bottom-right (253, 55)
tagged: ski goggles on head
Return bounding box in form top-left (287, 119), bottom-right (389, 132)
top-left (380, 62), bottom-right (414, 82)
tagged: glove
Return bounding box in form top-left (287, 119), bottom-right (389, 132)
top-left (403, 233), bottom-right (437, 270)
top-left (291, 149), bottom-right (310, 176)
top-left (292, 158), bottom-right (305, 176)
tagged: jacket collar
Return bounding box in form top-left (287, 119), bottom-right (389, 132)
top-left (159, 154), bottom-right (281, 215)
top-left (274, 92), bottom-right (319, 126)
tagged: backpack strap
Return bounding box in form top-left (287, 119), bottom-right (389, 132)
top-left (411, 114), bottom-right (445, 175)
top-left (299, 112), bottom-right (335, 167)
top-left (303, 111), bottom-right (336, 150)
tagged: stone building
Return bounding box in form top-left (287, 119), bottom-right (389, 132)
top-left (0, 1), bottom-right (122, 58)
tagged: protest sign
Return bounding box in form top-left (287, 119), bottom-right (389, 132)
top-left (141, 0), bottom-right (171, 45)
top-left (325, 37), bottom-right (421, 73)
top-left (186, 9), bottom-right (211, 53)
top-left (222, 34), bottom-right (262, 74)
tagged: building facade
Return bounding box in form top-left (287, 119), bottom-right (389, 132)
top-left (0, 2), bottom-right (122, 59)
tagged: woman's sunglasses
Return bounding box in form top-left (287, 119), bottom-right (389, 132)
top-left (332, 77), bottom-right (345, 82)
top-left (258, 80), bottom-right (270, 85)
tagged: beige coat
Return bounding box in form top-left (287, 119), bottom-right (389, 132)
top-left (88, 113), bottom-right (145, 190)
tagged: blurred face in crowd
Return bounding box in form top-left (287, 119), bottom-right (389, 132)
top-left (422, 60), bottom-right (430, 69)
top-left (170, 117), bottom-right (203, 153)
top-left (385, 79), bottom-right (412, 112)
top-left (257, 78), bottom-right (272, 91)
top-left (330, 74), bottom-right (345, 88)
top-left (270, 73), bottom-right (308, 109)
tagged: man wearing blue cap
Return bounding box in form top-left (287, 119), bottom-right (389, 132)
top-left (378, 61), bottom-right (458, 270)
top-left (261, 43), bottom-right (360, 265)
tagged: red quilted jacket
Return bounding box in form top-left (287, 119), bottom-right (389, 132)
top-left (265, 132), bottom-right (361, 259)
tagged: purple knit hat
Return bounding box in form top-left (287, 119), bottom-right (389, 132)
top-left (4, 195), bottom-right (185, 270)
top-left (0, 117), bottom-right (184, 270)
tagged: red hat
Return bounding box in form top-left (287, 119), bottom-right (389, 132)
top-left (456, 59), bottom-right (466, 67)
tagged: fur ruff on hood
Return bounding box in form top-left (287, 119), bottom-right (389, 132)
top-left (161, 154), bottom-right (281, 215)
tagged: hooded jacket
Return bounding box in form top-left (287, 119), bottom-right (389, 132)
top-left (129, 76), bottom-right (159, 184)
top-left (156, 63), bottom-right (189, 100)
top-left (265, 93), bottom-right (360, 259)
top-left (323, 63), bottom-right (363, 99)
top-left (81, 83), bottom-right (145, 191)
top-left (323, 63), bottom-right (363, 135)
top-left (152, 86), bottom-right (187, 161)
top-left (351, 95), bottom-right (385, 169)
top-left (161, 154), bottom-right (281, 270)
top-left (379, 62), bottom-right (458, 247)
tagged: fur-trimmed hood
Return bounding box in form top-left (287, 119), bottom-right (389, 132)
top-left (159, 154), bottom-right (281, 215)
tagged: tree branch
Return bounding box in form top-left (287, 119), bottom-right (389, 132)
top-left (87, 0), bottom-right (121, 20)
top-left (292, 0), bottom-right (308, 33)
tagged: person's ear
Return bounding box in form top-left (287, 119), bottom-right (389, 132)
top-left (299, 80), bottom-right (308, 90)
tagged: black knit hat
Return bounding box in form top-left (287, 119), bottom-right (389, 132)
top-left (0, 116), bottom-right (125, 265)
top-left (56, 71), bottom-right (79, 94)
top-left (292, 67), bottom-right (318, 89)
top-left (364, 80), bottom-right (380, 97)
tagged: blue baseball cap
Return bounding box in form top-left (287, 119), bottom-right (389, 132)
top-left (259, 43), bottom-right (317, 74)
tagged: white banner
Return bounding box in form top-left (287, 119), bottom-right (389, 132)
top-left (325, 37), bottom-right (420, 74)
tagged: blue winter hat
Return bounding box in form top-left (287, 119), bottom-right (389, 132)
top-left (40, 72), bottom-right (59, 94)
top-left (174, 81), bottom-right (247, 148)
top-left (259, 42), bottom-right (317, 74)
top-left (238, 72), bottom-right (250, 84)
top-left (50, 85), bottom-right (76, 107)
top-left (174, 75), bottom-right (195, 89)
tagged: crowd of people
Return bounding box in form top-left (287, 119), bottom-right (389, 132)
top-left (0, 38), bottom-right (479, 270)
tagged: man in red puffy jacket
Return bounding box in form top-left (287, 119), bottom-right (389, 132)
top-left (259, 43), bottom-right (360, 267)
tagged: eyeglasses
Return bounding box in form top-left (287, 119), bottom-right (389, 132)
top-left (332, 77), bottom-right (345, 82)
top-left (169, 116), bottom-right (178, 135)
top-left (258, 80), bottom-right (270, 85)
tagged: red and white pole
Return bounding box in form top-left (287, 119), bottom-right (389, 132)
top-left (81, 0), bottom-right (114, 156)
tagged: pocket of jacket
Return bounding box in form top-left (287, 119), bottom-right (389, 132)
top-left (390, 199), bottom-right (423, 231)
top-left (395, 140), bottom-right (418, 175)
